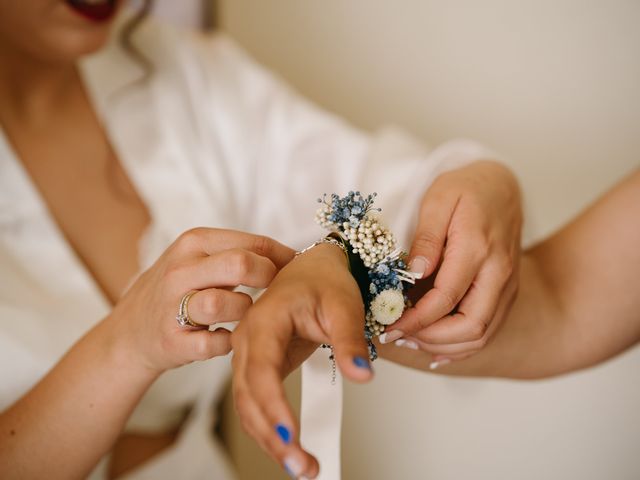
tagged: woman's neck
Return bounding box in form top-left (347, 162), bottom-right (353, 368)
top-left (0, 41), bottom-right (81, 126)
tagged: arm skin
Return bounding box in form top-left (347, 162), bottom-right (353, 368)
top-left (380, 168), bottom-right (640, 379)
top-left (0, 322), bottom-right (158, 479)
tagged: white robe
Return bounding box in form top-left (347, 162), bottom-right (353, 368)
top-left (0, 15), bottom-right (494, 480)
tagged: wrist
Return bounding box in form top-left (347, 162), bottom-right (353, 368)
top-left (97, 313), bottom-right (162, 383)
top-left (295, 236), bottom-right (350, 270)
top-left (302, 243), bottom-right (349, 267)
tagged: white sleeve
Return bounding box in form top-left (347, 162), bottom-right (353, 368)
top-left (189, 32), bottom-right (497, 249)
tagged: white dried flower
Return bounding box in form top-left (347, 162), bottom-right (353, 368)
top-left (353, 215), bottom-right (397, 267)
top-left (315, 204), bottom-right (334, 228)
top-left (370, 289), bottom-right (405, 325)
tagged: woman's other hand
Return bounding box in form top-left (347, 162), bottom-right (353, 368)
top-left (231, 243), bottom-right (368, 479)
top-left (106, 228), bottom-right (295, 374)
top-left (384, 161), bottom-right (522, 365)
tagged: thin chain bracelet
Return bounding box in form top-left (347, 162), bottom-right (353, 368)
top-left (295, 235), bottom-right (350, 267)
top-left (320, 344), bottom-right (337, 385)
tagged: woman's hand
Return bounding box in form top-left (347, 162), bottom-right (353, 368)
top-left (107, 228), bottom-right (295, 374)
top-left (383, 161), bottom-right (522, 365)
top-left (231, 243), bottom-right (369, 479)
top-left (0, 228), bottom-right (294, 480)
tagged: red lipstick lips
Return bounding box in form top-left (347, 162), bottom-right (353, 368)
top-left (66, 0), bottom-right (118, 22)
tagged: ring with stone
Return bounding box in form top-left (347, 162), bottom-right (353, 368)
top-left (176, 290), bottom-right (207, 328)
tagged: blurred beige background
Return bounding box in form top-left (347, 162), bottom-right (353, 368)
top-left (157, 1), bottom-right (640, 479)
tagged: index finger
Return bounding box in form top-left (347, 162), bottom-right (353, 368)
top-left (388, 238), bottom-right (483, 337)
top-left (321, 294), bottom-right (373, 383)
top-left (237, 312), bottom-right (320, 478)
top-left (174, 228), bottom-right (295, 268)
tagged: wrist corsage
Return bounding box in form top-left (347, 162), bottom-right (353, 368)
top-left (315, 192), bottom-right (420, 360)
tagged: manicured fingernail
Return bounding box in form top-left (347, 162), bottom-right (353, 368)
top-left (379, 330), bottom-right (404, 344)
top-left (284, 455), bottom-right (303, 478)
top-left (429, 358), bottom-right (452, 370)
top-left (275, 423), bottom-right (292, 444)
top-left (395, 338), bottom-right (419, 350)
top-left (353, 356), bottom-right (371, 370)
top-left (409, 256), bottom-right (429, 279)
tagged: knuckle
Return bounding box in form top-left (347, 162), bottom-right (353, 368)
top-left (468, 318), bottom-right (489, 341)
top-left (252, 235), bottom-right (273, 258)
top-left (435, 287), bottom-right (458, 313)
top-left (237, 292), bottom-right (254, 311)
top-left (494, 252), bottom-right (516, 283)
top-left (162, 262), bottom-right (189, 289)
top-left (468, 235), bottom-right (490, 262)
top-left (203, 290), bottom-right (224, 317)
top-left (226, 249), bottom-right (254, 280)
top-left (176, 227), bottom-right (205, 250)
top-left (413, 230), bottom-right (443, 252)
top-left (478, 239), bottom-right (491, 260)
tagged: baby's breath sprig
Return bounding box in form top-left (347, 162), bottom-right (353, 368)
top-left (315, 192), bottom-right (420, 360)
top-left (315, 191), bottom-right (380, 230)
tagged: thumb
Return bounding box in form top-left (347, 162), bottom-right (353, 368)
top-left (322, 295), bottom-right (373, 383)
top-left (408, 190), bottom-right (456, 279)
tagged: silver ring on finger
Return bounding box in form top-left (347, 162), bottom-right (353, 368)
top-left (176, 290), bottom-right (207, 328)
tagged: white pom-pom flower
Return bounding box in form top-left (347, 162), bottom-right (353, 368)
top-left (370, 289), bottom-right (405, 325)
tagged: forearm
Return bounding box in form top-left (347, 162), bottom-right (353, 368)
top-left (378, 253), bottom-right (564, 378)
top-left (0, 318), bottom-right (158, 479)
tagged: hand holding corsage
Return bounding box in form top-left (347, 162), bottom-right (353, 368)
top-left (231, 241), bottom-right (367, 479)
top-left (231, 192), bottom-right (419, 479)
top-left (384, 161), bottom-right (522, 366)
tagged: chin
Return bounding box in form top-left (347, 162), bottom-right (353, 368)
top-left (40, 24), bottom-right (114, 63)
top-left (0, 0), bottom-right (123, 65)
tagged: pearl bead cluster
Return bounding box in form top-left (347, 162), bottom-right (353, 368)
top-left (365, 311), bottom-right (386, 336)
top-left (314, 203), bottom-right (334, 229)
top-left (343, 219), bottom-right (397, 268)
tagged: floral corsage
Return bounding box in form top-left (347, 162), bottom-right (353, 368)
top-left (315, 192), bottom-right (419, 360)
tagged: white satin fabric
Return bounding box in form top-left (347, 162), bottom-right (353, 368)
top-left (0, 14), bottom-right (494, 480)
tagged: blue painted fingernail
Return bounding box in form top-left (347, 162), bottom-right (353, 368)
top-left (353, 356), bottom-right (371, 369)
top-left (276, 423), bottom-right (291, 444)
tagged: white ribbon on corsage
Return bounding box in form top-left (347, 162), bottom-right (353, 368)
top-left (300, 348), bottom-right (343, 480)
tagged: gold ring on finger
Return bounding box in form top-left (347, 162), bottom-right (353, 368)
top-left (176, 290), bottom-right (208, 328)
